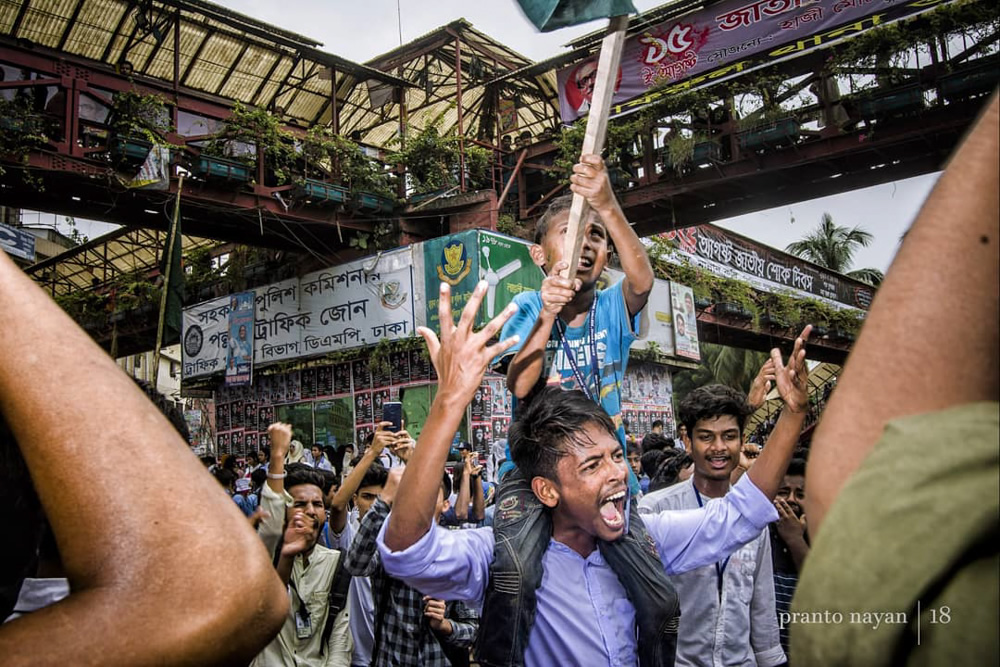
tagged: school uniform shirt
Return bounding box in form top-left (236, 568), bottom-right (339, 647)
top-left (639, 478), bottom-right (785, 667)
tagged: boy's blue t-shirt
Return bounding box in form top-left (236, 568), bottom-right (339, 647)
top-left (496, 279), bottom-right (642, 493)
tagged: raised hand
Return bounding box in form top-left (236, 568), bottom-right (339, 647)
top-left (390, 429), bottom-right (415, 463)
top-left (280, 511), bottom-right (317, 559)
top-left (570, 154), bottom-right (617, 214)
top-left (739, 442), bottom-right (761, 471)
top-left (267, 422), bottom-right (293, 460)
top-left (371, 421), bottom-right (395, 455)
top-left (772, 325), bottom-right (811, 413)
top-left (748, 358), bottom-right (776, 409)
top-left (541, 260), bottom-right (581, 316)
top-left (416, 280), bottom-right (520, 406)
top-left (774, 497), bottom-right (807, 543)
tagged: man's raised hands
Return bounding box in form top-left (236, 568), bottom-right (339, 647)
top-left (773, 325), bottom-right (811, 414)
top-left (416, 280), bottom-right (520, 406)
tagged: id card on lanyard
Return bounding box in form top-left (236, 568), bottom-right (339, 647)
top-left (554, 297), bottom-right (600, 402)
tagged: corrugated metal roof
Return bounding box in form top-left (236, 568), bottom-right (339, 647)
top-left (26, 225), bottom-right (219, 296)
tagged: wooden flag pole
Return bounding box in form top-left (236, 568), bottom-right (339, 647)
top-left (561, 14), bottom-right (629, 280)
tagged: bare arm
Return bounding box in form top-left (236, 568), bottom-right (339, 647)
top-left (266, 422), bottom-right (291, 495)
top-left (470, 462), bottom-right (486, 522)
top-left (0, 251), bottom-right (287, 664)
top-left (329, 421), bottom-right (391, 533)
top-left (806, 94), bottom-right (1000, 534)
top-left (571, 154), bottom-right (654, 315)
top-left (455, 456), bottom-right (472, 521)
top-left (385, 281), bottom-right (518, 552)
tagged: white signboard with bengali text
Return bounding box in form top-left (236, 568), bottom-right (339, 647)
top-left (182, 249), bottom-right (415, 379)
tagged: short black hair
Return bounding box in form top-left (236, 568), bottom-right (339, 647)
top-left (651, 420), bottom-right (664, 430)
top-left (785, 457), bottom-right (807, 478)
top-left (533, 194), bottom-right (574, 244)
top-left (509, 387), bottom-right (616, 482)
top-left (285, 463), bottom-right (328, 496)
top-left (359, 461), bottom-right (389, 490)
top-left (649, 451), bottom-right (693, 492)
top-left (678, 384), bottom-right (753, 437)
top-left (641, 432), bottom-right (671, 452)
top-left (640, 449), bottom-right (668, 479)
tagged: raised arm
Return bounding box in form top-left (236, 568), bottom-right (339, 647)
top-left (329, 421), bottom-right (392, 533)
top-left (806, 94), bottom-right (1000, 534)
top-left (455, 454), bottom-right (473, 521)
top-left (506, 264), bottom-right (572, 399)
top-left (0, 250), bottom-right (287, 664)
top-left (470, 458), bottom-right (486, 522)
top-left (571, 154), bottom-right (654, 315)
top-left (385, 281), bottom-right (518, 552)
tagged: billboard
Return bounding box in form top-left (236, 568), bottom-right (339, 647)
top-left (0, 223), bottom-right (35, 262)
top-left (557, 0), bottom-right (958, 122)
top-left (183, 248), bottom-right (416, 379)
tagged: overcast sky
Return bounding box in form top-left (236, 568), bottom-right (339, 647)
top-left (51, 0), bottom-right (940, 273)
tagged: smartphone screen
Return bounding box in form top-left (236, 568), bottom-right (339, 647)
top-left (383, 402), bottom-right (402, 432)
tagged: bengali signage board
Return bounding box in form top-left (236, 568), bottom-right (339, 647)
top-left (0, 223), bottom-right (36, 262)
top-left (182, 249), bottom-right (416, 379)
top-left (477, 232), bottom-right (543, 325)
top-left (557, 0), bottom-right (957, 123)
top-left (664, 224), bottom-right (874, 310)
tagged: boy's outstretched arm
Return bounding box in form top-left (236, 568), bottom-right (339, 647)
top-left (571, 154), bottom-right (654, 315)
top-left (506, 259), bottom-right (577, 399)
top-left (384, 281), bottom-right (518, 552)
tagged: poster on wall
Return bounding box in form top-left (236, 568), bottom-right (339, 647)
top-left (225, 291), bottom-right (255, 386)
top-left (332, 363), bottom-right (350, 395)
top-left (354, 392), bottom-right (373, 425)
top-left (670, 282), bottom-right (701, 361)
top-left (390, 351), bottom-right (410, 385)
top-left (423, 230), bottom-right (479, 334)
top-left (477, 232), bottom-right (542, 323)
top-left (409, 348), bottom-right (430, 381)
top-left (352, 359), bottom-right (372, 391)
top-left (301, 368), bottom-right (317, 400)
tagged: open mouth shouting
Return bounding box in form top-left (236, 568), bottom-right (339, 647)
top-left (599, 489), bottom-right (627, 530)
top-left (576, 254), bottom-right (595, 275)
top-left (706, 452), bottom-right (731, 471)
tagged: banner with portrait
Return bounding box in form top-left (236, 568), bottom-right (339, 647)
top-left (225, 291), bottom-right (256, 385)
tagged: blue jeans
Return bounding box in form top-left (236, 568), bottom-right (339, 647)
top-left (476, 468), bottom-right (680, 667)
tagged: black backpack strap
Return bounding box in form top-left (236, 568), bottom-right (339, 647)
top-left (319, 550), bottom-right (352, 656)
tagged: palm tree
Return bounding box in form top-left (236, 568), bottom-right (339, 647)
top-left (785, 213), bottom-right (884, 286)
top-left (672, 344), bottom-right (770, 405)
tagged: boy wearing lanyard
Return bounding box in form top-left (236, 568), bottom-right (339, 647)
top-left (483, 155), bottom-right (680, 667)
top-left (638, 384), bottom-right (786, 667)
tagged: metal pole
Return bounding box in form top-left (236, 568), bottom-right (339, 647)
top-left (455, 35), bottom-right (465, 192)
top-left (152, 175), bottom-right (184, 390)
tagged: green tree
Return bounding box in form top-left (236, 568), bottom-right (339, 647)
top-left (785, 213), bottom-right (884, 286)
top-left (672, 343), bottom-right (770, 407)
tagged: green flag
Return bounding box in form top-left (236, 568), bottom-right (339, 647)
top-left (514, 0), bottom-right (636, 31)
top-left (160, 188), bottom-right (184, 345)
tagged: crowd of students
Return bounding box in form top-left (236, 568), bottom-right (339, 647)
top-left (0, 94), bottom-right (996, 666)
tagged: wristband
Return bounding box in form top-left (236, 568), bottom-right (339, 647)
top-left (267, 472), bottom-right (287, 479)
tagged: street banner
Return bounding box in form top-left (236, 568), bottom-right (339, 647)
top-left (183, 248), bottom-right (415, 379)
top-left (664, 224), bottom-right (874, 309)
top-left (0, 222), bottom-right (35, 262)
top-left (558, 0), bottom-right (958, 122)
